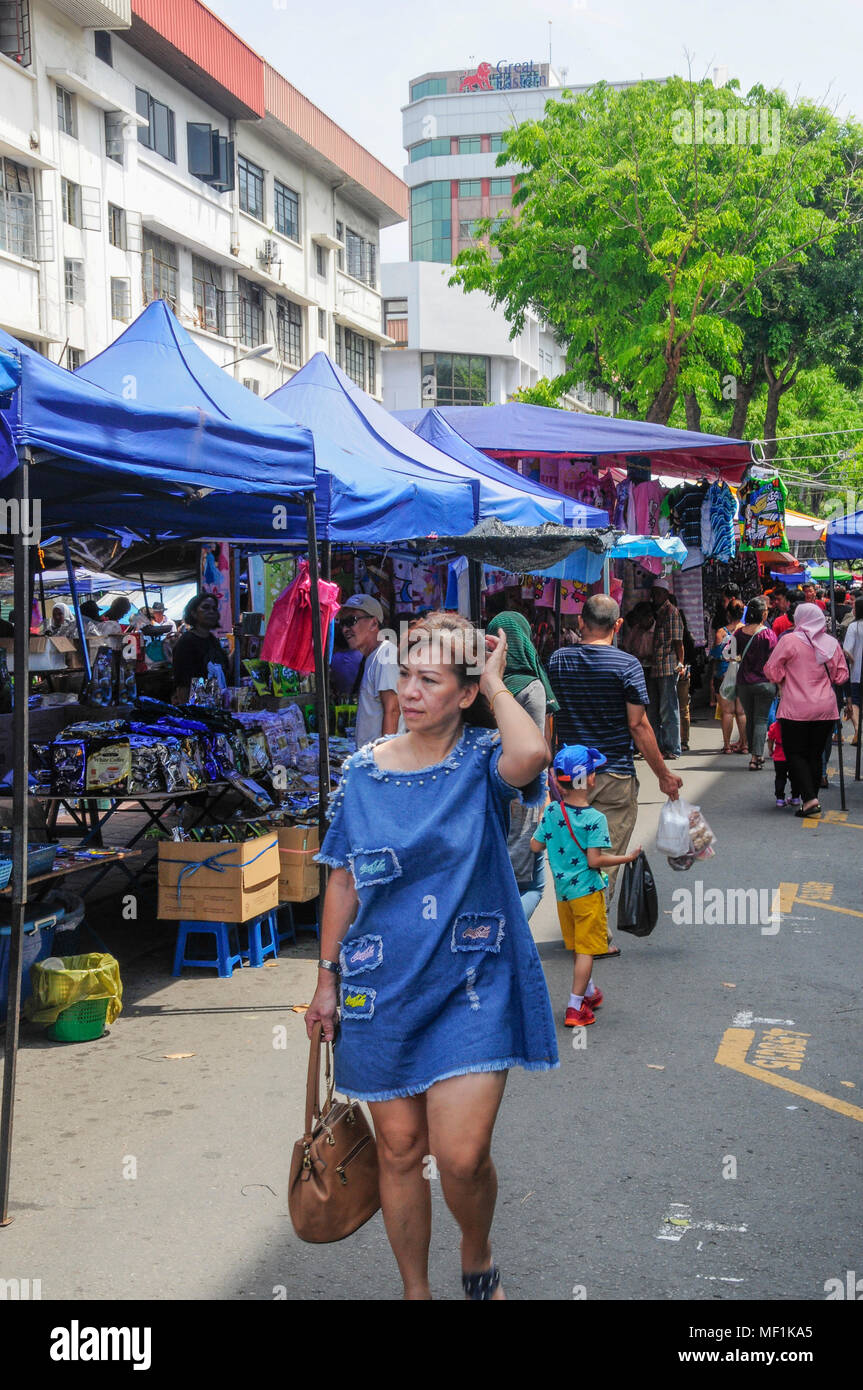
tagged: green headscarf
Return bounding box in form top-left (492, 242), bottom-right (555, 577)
top-left (487, 611), bottom-right (559, 713)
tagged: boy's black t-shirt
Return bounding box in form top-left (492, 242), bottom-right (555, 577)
top-left (171, 631), bottom-right (230, 691)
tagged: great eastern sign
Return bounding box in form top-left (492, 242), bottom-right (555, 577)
top-left (459, 61), bottom-right (547, 92)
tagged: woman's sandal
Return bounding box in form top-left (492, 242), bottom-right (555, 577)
top-left (795, 802), bottom-right (821, 818)
top-left (462, 1266), bottom-right (501, 1301)
top-left (720, 745), bottom-right (734, 754)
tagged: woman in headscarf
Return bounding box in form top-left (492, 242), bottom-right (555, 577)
top-left (40, 602), bottom-right (76, 637)
top-left (764, 603), bottom-right (848, 818)
top-left (486, 611), bottom-right (558, 920)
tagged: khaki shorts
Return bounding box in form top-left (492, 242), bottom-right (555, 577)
top-left (556, 890), bottom-right (609, 955)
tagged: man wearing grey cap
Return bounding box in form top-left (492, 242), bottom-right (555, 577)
top-left (338, 594), bottom-right (400, 748)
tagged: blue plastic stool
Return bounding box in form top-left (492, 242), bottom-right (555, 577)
top-left (275, 903), bottom-right (296, 947)
top-left (243, 910), bottom-right (278, 968)
top-left (173, 920), bottom-right (243, 978)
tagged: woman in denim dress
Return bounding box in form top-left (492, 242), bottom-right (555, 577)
top-left (306, 612), bottom-right (558, 1300)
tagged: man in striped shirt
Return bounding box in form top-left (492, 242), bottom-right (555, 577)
top-left (549, 595), bottom-right (683, 929)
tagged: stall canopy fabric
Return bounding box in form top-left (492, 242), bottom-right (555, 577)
top-left (393, 406), bottom-right (606, 529)
top-left (0, 327), bottom-right (316, 534)
top-left (396, 403), bottom-right (753, 482)
top-left (825, 511), bottom-right (863, 562)
top-left (535, 533), bottom-right (689, 584)
top-left (75, 302), bottom-right (476, 544)
top-left (269, 353), bottom-right (593, 528)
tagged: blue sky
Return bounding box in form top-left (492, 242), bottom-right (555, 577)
top-left (211, 0), bottom-right (863, 258)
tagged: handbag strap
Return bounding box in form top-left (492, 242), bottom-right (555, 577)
top-left (303, 1022), bottom-right (336, 1141)
top-left (558, 801), bottom-right (585, 854)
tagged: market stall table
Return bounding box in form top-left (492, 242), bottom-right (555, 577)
top-left (0, 848), bottom-right (142, 899)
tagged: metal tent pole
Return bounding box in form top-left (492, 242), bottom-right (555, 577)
top-left (554, 580), bottom-right (561, 651)
top-left (305, 493), bottom-right (330, 897)
top-left (0, 446), bottom-right (31, 1227)
top-left (829, 560), bottom-right (846, 811)
top-left (468, 559), bottom-right (483, 625)
top-left (62, 538), bottom-right (91, 685)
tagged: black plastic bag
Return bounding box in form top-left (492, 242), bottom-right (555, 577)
top-left (617, 851), bottom-right (659, 937)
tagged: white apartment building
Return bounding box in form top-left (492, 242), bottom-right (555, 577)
top-left (382, 60), bottom-right (629, 413)
top-left (0, 0), bottom-right (406, 397)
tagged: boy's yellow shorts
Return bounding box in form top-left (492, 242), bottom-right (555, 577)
top-left (556, 890), bottom-right (609, 955)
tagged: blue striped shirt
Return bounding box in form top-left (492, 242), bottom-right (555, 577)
top-left (548, 644), bottom-right (648, 776)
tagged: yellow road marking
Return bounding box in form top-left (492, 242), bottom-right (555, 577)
top-left (803, 810), bottom-right (863, 830)
top-left (715, 1029), bottom-right (863, 1123)
top-left (780, 882), bottom-right (863, 920)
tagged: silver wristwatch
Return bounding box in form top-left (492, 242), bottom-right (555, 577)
top-left (318, 958), bottom-right (340, 974)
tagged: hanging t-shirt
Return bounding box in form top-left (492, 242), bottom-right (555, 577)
top-left (701, 481), bottom-right (738, 563)
top-left (613, 480), bottom-right (630, 531)
top-left (630, 480), bottom-right (666, 575)
top-left (663, 482), bottom-right (708, 548)
top-left (739, 476), bottom-right (788, 552)
top-left (391, 558), bottom-right (415, 611)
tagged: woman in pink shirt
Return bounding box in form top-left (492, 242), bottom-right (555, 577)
top-left (764, 604), bottom-right (849, 818)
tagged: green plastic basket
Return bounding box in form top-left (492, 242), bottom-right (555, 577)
top-left (46, 996), bottom-right (110, 1043)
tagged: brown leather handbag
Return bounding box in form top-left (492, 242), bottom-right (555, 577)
top-left (288, 1022), bottom-right (380, 1243)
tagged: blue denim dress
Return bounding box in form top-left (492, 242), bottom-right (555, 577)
top-left (316, 725), bottom-right (560, 1101)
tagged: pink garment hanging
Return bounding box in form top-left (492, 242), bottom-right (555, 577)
top-left (261, 560), bottom-right (341, 673)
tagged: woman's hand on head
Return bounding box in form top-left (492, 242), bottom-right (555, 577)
top-left (480, 631), bottom-right (507, 693)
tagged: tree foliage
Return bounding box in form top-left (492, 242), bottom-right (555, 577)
top-left (451, 76), bottom-right (863, 428)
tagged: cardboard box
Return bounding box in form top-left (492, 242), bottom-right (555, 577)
top-left (278, 824), bottom-right (320, 903)
top-left (157, 833), bottom-right (279, 922)
top-left (0, 636), bottom-right (78, 672)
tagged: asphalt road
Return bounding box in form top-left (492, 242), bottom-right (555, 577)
top-left (1, 707), bottom-right (860, 1309)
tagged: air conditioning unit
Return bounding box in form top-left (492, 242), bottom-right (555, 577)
top-left (258, 239), bottom-right (281, 270)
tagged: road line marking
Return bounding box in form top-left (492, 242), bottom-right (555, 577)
top-left (779, 883), bottom-right (863, 921)
top-left (657, 1203), bottom-right (747, 1241)
top-left (732, 1012), bottom-right (796, 1027)
top-left (695, 1275), bottom-right (746, 1283)
top-left (715, 1029), bottom-right (863, 1123)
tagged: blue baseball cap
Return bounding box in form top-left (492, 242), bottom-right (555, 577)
top-left (553, 744), bottom-right (607, 782)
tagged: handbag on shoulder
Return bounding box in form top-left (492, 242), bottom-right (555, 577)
top-left (288, 1022), bottom-right (380, 1243)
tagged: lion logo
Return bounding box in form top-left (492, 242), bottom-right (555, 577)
top-left (459, 62), bottom-right (493, 92)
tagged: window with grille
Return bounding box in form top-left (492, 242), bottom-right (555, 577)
top-left (458, 180), bottom-right (481, 197)
top-left (192, 255), bottom-right (224, 335)
top-left (335, 220), bottom-right (344, 270)
top-left (344, 228), bottom-right (377, 285)
top-left (108, 203), bottom-right (125, 249)
top-left (459, 219), bottom-right (481, 241)
top-left (64, 258), bottom-right (84, 305)
top-left (0, 158), bottom-right (36, 259)
top-left (136, 87), bottom-right (176, 162)
top-left (343, 328), bottom-right (366, 389)
top-left (94, 30), bottom-right (111, 65)
top-left (187, 122), bottom-right (234, 191)
top-left (66, 347), bottom-right (83, 370)
top-left (238, 156), bottom-right (264, 220)
top-left (367, 343), bottom-right (376, 396)
top-left (0, 1), bottom-right (31, 66)
top-left (56, 85), bottom-right (77, 138)
top-left (274, 180), bottom-right (299, 242)
top-left (141, 230), bottom-right (178, 310)
top-left (276, 297), bottom-right (302, 366)
top-left (238, 276), bottom-right (263, 347)
top-left (110, 277), bottom-right (131, 322)
top-left (104, 110), bottom-right (124, 165)
top-left (458, 136), bottom-right (481, 154)
top-left (368, 242), bottom-right (376, 288)
top-left (334, 322), bottom-right (342, 367)
top-left (489, 177), bottom-right (511, 196)
top-left (315, 244), bottom-right (327, 277)
top-left (61, 177), bottom-right (82, 228)
top-left (317, 308), bottom-right (326, 340)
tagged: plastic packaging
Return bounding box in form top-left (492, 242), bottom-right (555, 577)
top-left (656, 798), bottom-right (692, 857)
top-left (665, 800), bottom-right (717, 871)
top-left (617, 851), bottom-right (659, 937)
top-left (25, 952), bottom-right (123, 1026)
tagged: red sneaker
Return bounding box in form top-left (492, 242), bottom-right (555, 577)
top-left (565, 1002), bottom-right (595, 1027)
top-left (585, 987), bottom-right (603, 1009)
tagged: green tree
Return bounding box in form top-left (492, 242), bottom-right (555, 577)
top-left (451, 76), bottom-right (861, 425)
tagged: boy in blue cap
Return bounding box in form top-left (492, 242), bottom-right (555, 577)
top-left (531, 745), bottom-right (641, 1026)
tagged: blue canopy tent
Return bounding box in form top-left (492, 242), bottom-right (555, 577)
top-left (75, 302), bottom-right (477, 544)
top-left (390, 406), bottom-right (606, 530)
top-left (395, 402), bottom-right (753, 482)
top-left (822, 514), bottom-right (863, 797)
top-left (269, 353), bottom-right (608, 530)
top-left (535, 534), bottom-right (689, 584)
top-left (0, 330), bottom-right (326, 1229)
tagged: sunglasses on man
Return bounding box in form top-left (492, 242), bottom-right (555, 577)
top-left (339, 613), bottom-right (370, 629)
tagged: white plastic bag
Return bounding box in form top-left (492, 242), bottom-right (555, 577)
top-left (656, 797), bottom-right (692, 857)
top-left (664, 800), bottom-right (718, 871)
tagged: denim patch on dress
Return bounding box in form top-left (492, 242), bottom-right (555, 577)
top-left (348, 847), bottom-right (402, 889)
top-left (451, 911), bottom-right (505, 953)
top-left (341, 984), bottom-right (376, 1020)
top-left (340, 934), bottom-right (383, 978)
